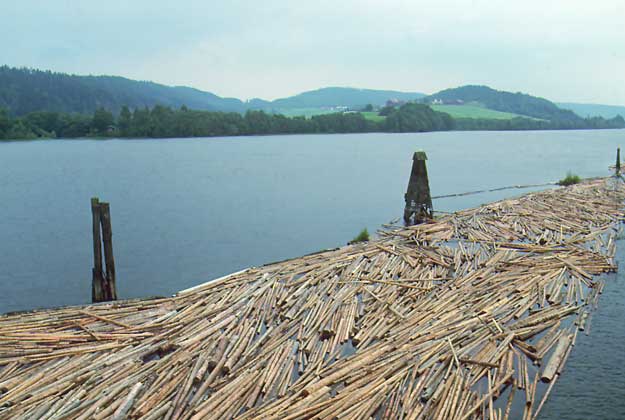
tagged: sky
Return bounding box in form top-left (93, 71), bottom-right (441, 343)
top-left (2, 0), bottom-right (625, 104)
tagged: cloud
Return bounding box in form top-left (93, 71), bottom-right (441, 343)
top-left (2, 0), bottom-right (625, 104)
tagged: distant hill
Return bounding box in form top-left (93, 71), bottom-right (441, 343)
top-left (425, 85), bottom-right (582, 122)
top-left (0, 66), bottom-right (424, 116)
top-left (0, 66), bottom-right (249, 116)
top-left (3, 66), bottom-right (623, 128)
top-left (267, 87), bottom-right (425, 109)
top-left (557, 102), bottom-right (625, 119)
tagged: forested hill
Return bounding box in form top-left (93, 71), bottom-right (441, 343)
top-left (557, 102), bottom-right (625, 119)
top-left (2, 66), bottom-right (623, 132)
top-left (425, 85), bottom-right (583, 122)
top-left (0, 67), bottom-right (248, 116)
top-left (268, 87), bottom-right (425, 109)
top-left (0, 66), bottom-right (424, 116)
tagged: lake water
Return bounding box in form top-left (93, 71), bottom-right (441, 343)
top-left (1, 129), bottom-right (624, 418)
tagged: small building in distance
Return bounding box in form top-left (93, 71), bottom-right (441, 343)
top-left (428, 98), bottom-right (465, 106)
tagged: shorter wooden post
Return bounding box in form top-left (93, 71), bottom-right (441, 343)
top-left (100, 202), bottom-right (117, 301)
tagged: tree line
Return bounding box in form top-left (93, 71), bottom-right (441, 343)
top-left (0, 103), bottom-right (455, 140)
top-left (1, 102), bottom-right (622, 141)
top-left (455, 115), bottom-right (625, 131)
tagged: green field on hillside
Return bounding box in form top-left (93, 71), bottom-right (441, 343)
top-left (274, 108), bottom-right (386, 121)
top-left (431, 104), bottom-right (522, 120)
top-left (362, 106), bottom-right (521, 122)
top-left (275, 104), bottom-right (527, 121)
top-left (361, 112), bottom-right (385, 122)
top-left (273, 108), bottom-right (338, 117)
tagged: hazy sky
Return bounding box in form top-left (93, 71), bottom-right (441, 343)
top-left (3, 0), bottom-right (625, 104)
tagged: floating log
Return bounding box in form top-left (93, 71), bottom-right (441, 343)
top-left (0, 178), bottom-right (622, 419)
top-left (541, 335), bottom-right (571, 383)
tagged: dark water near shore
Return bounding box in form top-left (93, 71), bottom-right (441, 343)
top-left (539, 244), bottom-right (625, 420)
top-left (1, 129), bottom-right (624, 418)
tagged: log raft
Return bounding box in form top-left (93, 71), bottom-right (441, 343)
top-left (0, 178), bottom-right (623, 419)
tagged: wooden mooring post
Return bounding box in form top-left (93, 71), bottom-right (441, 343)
top-left (403, 151), bottom-right (433, 225)
top-left (91, 198), bottom-right (117, 302)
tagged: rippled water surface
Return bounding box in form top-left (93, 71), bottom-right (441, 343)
top-left (539, 242), bottom-right (625, 420)
top-left (1, 129), bottom-right (624, 418)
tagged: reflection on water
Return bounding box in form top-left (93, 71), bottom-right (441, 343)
top-left (1, 129), bottom-right (622, 312)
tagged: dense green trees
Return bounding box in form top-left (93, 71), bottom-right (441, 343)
top-left (311, 112), bottom-right (376, 133)
top-left (0, 104), bottom-right (448, 140)
top-left (92, 108), bottom-right (115, 134)
top-left (383, 103), bottom-right (455, 132)
top-left (454, 115), bottom-right (625, 131)
top-left (0, 103), bottom-right (622, 141)
top-left (118, 106), bottom-right (132, 136)
top-left (0, 108), bottom-right (10, 138)
top-left (0, 108), bottom-right (96, 139)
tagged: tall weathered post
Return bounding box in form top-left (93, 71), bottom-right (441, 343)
top-left (403, 151), bottom-right (433, 225)
top-left (91, 198), bottom-right (117, 302)
top-left (616, 147), bottom-right (621, 176)
top-left (91, 198), bottom-right (104, 302)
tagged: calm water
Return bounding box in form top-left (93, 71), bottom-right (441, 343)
top-left (1, 130), bottom-right (624, 418)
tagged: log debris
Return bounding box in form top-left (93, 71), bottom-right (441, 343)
top-left (0, 178), bottom-right (622, 419)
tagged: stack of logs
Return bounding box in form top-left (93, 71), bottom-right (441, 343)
top-left (0, 178), bottom-right (622, 419)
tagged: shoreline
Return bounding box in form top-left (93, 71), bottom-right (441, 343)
top-left (1, 126), bottom-right (624, 143)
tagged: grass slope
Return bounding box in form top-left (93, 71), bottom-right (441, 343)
top-left (280, 105), bottom-right (532, 123)
top-left (431, 104), bottom-right (522, 120)
top-left (272, 108), bottom-right (340, 117)
top-left (362, 105), bottom-right (525, 122)
top-left (361, 112), bottom-right (386, 122)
